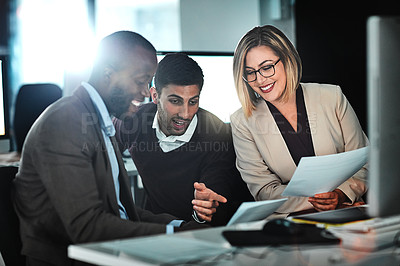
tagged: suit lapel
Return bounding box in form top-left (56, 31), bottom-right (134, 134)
top-left (301, 84), bottom-right (332, 156)
top-left (75, 86), bottom-right (137, 219)
top-left (251, 101), bottom-right (297, 179)
top-left (110, 135), bottom-right (140, 221)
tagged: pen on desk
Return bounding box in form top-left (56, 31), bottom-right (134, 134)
top-left (288, 217), bottom-right (366, 230)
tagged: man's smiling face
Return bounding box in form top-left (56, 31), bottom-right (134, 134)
top-left (151, 84), bottom-right (200, 136)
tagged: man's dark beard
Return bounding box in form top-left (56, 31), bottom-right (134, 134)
top-left (106, 89), bottom-right (129, 119)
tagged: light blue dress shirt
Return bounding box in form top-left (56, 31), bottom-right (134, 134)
top-left (82, 82), bottom-right (128, 219)
top-left (82, 82), bottom-right (184, 232)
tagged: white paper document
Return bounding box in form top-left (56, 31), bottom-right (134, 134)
top-left (227, 198), bottom-right (288, 226)
top-left (282, 147), bottom-right (368, 197)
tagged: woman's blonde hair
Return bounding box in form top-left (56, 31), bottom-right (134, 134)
top-left (233, 25), bottom-right (302, 118)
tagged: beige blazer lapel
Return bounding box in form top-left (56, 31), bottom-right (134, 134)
top-left (251, 101), bottom-right (297, 180)
top-left (302, 83), bottom-right (340, 156)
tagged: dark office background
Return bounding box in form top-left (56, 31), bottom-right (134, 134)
top-left (0, 0), bottom-right (10, 49)
top-left (296, 0), bottom-right (400, 132)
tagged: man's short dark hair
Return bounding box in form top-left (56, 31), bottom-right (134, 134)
top-left (93, 31), bottom-right (156, 73)
top-left (154, 53), bottom-right (204, 94)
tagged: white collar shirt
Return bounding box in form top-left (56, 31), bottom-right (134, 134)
top-left (152, 111), bottom-right (198, 153)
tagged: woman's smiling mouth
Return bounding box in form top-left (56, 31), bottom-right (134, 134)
top-left (260, 82), bottom-right (275, 93)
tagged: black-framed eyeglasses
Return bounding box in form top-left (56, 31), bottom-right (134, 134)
top-left (242, 58), bottom-right (281, 82)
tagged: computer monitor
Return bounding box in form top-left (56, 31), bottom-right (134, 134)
top-left (367, 16), bottom-right (400, 217)
top-left (156, 52), bottom-right (241, 123)
top-left (0, 55), bottom-right (9, 139)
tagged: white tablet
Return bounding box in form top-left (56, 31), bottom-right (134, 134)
top-left (227, 198), bottom-right (288, 226)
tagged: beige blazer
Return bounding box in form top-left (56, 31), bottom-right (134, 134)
top-left (230, 83), bottom-right (368, 216)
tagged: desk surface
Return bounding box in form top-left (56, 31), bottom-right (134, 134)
top-left (68, 221), bottom-right (400, 266)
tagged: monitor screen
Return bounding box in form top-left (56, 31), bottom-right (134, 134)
top-left (367, 16), bottom-right (400, 217)
top-left (0, 55), bottom-right (9, 139)
top-left (156, 52), bottom-right (241, 123)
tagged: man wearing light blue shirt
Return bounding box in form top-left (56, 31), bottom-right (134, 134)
top-left (13, 31), bottom-right (206, 266)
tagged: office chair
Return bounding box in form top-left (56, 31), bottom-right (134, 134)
top-left (0, 166), bottom-right (25, 266)
top-left (13, 83), bottom-right (62, 152)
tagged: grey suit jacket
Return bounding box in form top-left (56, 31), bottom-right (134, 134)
top-left (230, 83), bottom-right (368, 217)
top-left (13, 86), bottom-right (176, 265)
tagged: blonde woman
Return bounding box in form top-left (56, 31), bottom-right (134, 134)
top-left (230, 25), bottom-right (368, 218)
